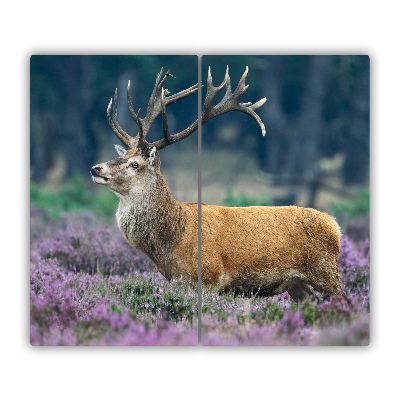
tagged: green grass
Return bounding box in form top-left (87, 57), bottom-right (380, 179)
top-left (223, 187), bottom-right (272, 207)
top-left (201, 287), bottom-right (353, 329)
top-left (30, 171), bottom-right (119, 219)
top-left (98, 273), bottom-right (198, 325)
top-left (330, 187), bottom-right (369, 219)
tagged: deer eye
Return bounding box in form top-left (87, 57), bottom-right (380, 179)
top-left (129, 161), bottom-right (139, 169)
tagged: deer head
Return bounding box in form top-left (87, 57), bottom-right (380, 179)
top-left (90, 69), bottom-right (197, 197)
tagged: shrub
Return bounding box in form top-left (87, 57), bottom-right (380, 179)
top-left (223, 187), bottom-right (271, 207)
top-left (31, 208), bottom-right (153, 275)
top-left (30, 204), bottom-right (369, 346)
top-left (30, 171), bottom-right (119, 219)
top-left (30, 259), bottom-right (198, 345)
top-left (331, 187), bottom-right (369, 219)
top-left (338, 236), bottom-right (370, 310)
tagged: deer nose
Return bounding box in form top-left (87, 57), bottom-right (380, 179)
top-left (91, 166), bottom-right (102, 176)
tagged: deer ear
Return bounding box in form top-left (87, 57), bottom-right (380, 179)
top-left (149, 147), bottom-right (157, 166)
top-left (115, 144), bottom-right (127, 157)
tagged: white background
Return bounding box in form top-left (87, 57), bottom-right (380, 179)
top-left (2, 1), bottom-right (398, 398)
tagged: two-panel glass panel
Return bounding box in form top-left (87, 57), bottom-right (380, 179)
top-left (30, 55), bottom-right (369, 346)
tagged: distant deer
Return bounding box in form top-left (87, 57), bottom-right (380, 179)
top-left (91, 67), bottom-right (348, 303)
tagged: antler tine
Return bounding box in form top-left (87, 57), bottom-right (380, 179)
top-left (207, 65), bottom-right (230, 92)
top-left (146, 68), bottom-right (164, 114)
top-left (232, 66), bottom-right (249, 99)
top-left (203, 66), bottom-right (230, 115)
top-left (107, 90), bottom-right (137, 148)
top-left (126, 80), bottom-right (145, 146)
top-left (127, 80), bottom-right (141, 126)
top-left (221, 66), bottom-right (232, 96)
top-left (150, 120), bottom-right (199, 151)
top-left (165, 83), bottom-right (199, 106)
top-left (242, 102), bottom-right (266, 136)
top-left (138, 68), bottom-right (172, 143)
top-left (161, 88), bottom-right (172, 145)
top-left (112, 89), bottom-right (127, 137)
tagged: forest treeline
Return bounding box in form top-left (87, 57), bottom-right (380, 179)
top-left (30, 55), bottom-right (369, 192)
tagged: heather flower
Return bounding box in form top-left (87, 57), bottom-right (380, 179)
top-left (30, 207), bottom-right (369, 346)
top-left (338, 235), bottom-right (370, 310)
top-left (30, 248), bottom-right (198, 345)
top-left (311, 313), bottom-right (370, 345)
top-left (95, 320), bottom-right (198, 346)
top-left (31, 208), bottom-right (154, 275)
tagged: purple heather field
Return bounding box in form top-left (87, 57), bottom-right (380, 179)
top-left (30, 207), bottom-right (369, 346)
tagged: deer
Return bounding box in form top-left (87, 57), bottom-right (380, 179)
top-left (91, 66), bottom-right (349, 304)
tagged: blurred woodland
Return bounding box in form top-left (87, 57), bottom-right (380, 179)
top-left (30, 55), bottom-right (198, 181)
top-left (202, 55), bottom-right (369, 210)
top-left (30, 55), bottom-right (369, 212)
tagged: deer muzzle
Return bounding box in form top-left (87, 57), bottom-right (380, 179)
top-left (90, 166), bottom-right (109, 183)
top-left (90, 166), bottom-right (102, 176)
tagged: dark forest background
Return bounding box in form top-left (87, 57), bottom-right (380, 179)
top-left (202, 55), bottom-right (369, 207)
top-left (30, 55), bottom-right (198, 182)
top-left (30, 55), bottom-right (369, 224)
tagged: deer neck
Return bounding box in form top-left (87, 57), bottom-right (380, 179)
top-left (116, 173), bottom-right (186, 263)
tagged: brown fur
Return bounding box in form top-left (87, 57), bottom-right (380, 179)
top-left (91, 67), bottom-right (348, 303)
top-left (92, 149), bottom-right (346, 302)
top-left (201, 204), bottom-right (343, 301)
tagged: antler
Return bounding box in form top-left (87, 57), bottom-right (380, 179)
top-left (107, 68), bottom-right (199, 152)
top-left (202, 66), bottom-right (266, 136)
top-left (107, 89), bottom-right (138, 148)
top-left (152, 66), bottom-right (267, 151)
top-left (107, 66), bottom-right (266, 153)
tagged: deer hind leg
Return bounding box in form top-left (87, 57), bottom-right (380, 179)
top-left (272, 272), bottom-right (321, 303)
top-left (310, 257), bottom-right (345, 302)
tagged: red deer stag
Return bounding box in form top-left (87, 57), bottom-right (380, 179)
top-left (91, 66), bottom-right (348, 303)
